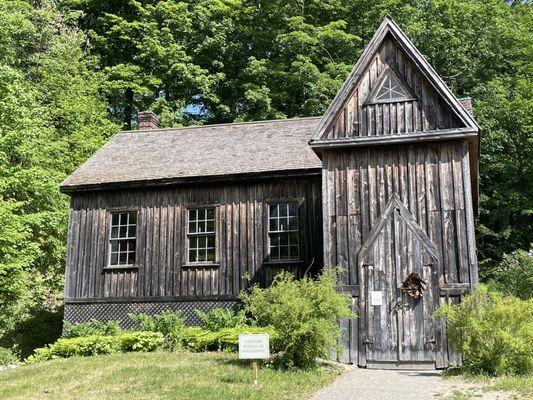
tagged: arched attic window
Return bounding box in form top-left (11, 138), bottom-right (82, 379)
top-left (365, 68), bottom-right (416, 104)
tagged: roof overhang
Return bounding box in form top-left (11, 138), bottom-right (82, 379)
top-left (59, 168), bottom-right (322, 194)
top-left (310, 128), bottom-right (478, 150)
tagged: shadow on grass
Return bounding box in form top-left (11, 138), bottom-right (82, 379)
top-left (214, 356), bottom-right (252, 367)
top-left (442, 368), bottom-right (468, 378)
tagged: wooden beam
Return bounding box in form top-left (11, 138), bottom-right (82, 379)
top-left (439, 283), bottom-right (471, 296)
top-left (64, 294), bottom-right (236, 304)
top-left (310, 128), bottom-right (478, 149)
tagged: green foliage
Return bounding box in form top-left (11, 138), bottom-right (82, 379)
top-left (196, 307), bottom-right (251, 331)
top-left (436, 285), bottom-right (533, 375)
top-left (63, 319), bottom-right (122, 338)
top-left (179, 326), bottom-right (279, 353)
top-left (240, 270), bottom-right (354, 369)
top-left (0, 0), bottom-right (117, 333)
top-left (488, 249), bottom-right (533, 300)
top-left (129, 311), bottom-right (186, 350)
top-left (26, 332), bottom-right (164, 364)
top-left (0, 347), bottom-right (18, 365)
top-left (118, 332), bottom-right (165, 353)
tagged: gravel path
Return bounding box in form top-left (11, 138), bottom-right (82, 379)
top-left (311, 367), bottom-right (444, 400)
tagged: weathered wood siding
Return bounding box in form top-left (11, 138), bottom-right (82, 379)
top-left (64, 176), bottom-right (323, 300)
top-left (323, 139), bottom-right (477, 366)
top-left (322, 140), bottom-right (477, 286)
top-left (324, 36), bottom-right (463, 140)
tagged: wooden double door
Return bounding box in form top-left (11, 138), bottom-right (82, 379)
top-left (358, 195), bottom-right (439, 369)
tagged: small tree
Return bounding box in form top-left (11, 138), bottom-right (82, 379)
top-left (240, 269), bottom-right (354, 369)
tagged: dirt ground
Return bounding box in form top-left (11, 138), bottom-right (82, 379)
top-left (311, 366), bottom-right (523, 400)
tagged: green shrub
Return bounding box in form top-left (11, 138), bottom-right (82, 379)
top-left (26, 331), bottom-right (164, 363)
top-left (0, 347), bottom-right (18, 365)
top-left (63, 319), bottom-right (122, 338)
top-left (27, 335), bottom-right (120, 363)
top-left (196, 307), bottom-right (251, 331)
top-left (240, 269), bottom-right (354, 369)
top-left (488, 249), bottom-right (533, 300)
top-left (118, 331), bottom-right (165, 352)
top-left (179, 326), bottom-right (279, 352)
top-left (129, 311), bottom-right (185, 350)
top-left (436, 285), bottom-right (533, 375)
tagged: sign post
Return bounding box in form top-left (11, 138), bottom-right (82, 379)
top-left (238, 333), bottom-right (270, 387)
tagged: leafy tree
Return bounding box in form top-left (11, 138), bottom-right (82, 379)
top-left (0, 0), bottom-right (117, 333)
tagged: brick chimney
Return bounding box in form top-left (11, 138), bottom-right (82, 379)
top-left (458, 97), bottom-right (473, 115)
top-left (137, 111), bottom-right (159, 130)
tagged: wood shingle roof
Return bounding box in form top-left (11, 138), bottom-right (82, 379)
top-left (60, 117), bottom-right (322, 193)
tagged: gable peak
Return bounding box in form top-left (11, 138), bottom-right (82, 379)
top-left (311, 16), bottom-right (479, 145)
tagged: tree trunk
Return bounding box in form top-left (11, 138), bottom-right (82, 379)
top-left (124, 88), bottom-right (134, 130)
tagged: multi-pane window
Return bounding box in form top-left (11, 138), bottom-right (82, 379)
top-left (371, 70), bottom-right (411, 102)
top-left (188, 208), bottom-right (216, 263)
top-left (109, 212), bottom-right (137, 267)
top-left (268, 203), bottom-right (299, 261)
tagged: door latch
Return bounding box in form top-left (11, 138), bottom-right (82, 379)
top-left (390, 299), bottom-right (408, 314)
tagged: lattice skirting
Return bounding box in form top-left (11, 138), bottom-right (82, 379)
top-left (64, 300), bottom-right (239, 329)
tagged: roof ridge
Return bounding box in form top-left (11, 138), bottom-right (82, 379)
top-left (120, 116), bottom-right (322, 134)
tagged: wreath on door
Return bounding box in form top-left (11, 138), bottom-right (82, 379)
top-left (402, 272), bottom-right (426, 298)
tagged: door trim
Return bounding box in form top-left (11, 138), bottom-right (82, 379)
top-left (357, 193), bottom-right (439, 368)
top-left (357, 193), bottom-right (439, 263)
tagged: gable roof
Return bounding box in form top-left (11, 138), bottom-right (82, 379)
top-left (60, 117), bottom-right (322, 193)
top-left (310, 16), bottom-right (479, 144)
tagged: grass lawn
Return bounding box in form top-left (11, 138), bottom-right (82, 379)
top-left (0, 351), bottom-right (339, 400)
top-left (439, 371), bottom-right (533, 400)
top-left (477, 373), bottom-right (533, 398)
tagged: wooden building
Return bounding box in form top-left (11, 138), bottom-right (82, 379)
top-left (60, 17), bottom-right (479, 369)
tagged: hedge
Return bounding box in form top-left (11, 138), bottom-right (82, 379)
top-left (179, 326), bottom-right (279, 352)
top-left (26, 331), bottom-right (164, 363)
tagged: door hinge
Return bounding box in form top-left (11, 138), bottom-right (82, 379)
top-left (363, 338), bottom-right (374, 344)
top-left (425, 338), bottom-right (437, 345)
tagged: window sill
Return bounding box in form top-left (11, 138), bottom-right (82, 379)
top-left (263, 260), bottom-right (304, 265)
top-left (103, 265), bottom-right (139, 271)
top-left (182, 263), bottom-right (220, 269)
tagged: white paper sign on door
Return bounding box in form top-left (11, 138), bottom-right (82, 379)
top-left (370, 291), bottom-right (383, 306)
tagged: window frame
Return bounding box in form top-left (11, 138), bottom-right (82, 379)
top-left (185, 205), bottom-right (219, 266)
top-left (364, 66), bottom-right (417, 105)
top-left (266, 200), bottom-right (303, 263)
top-left (105, 208), bottom-right (140, 270)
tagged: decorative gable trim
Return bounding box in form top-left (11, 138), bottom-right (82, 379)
top-left (310, 16), bottom-right (479, 144)
top-left (364, 66), bottom-right (417, 105)
top-left (357, 193), bottom-right (439, 266)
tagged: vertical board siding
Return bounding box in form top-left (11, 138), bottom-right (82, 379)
top-left (65, 177), bottom-right (323, 300)
top-left (324, 37), bottom-right (463, 140)
top-left (323, 140), bottom-right (475, 286)
top-left (322, 139), bottom-right (477, 366)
